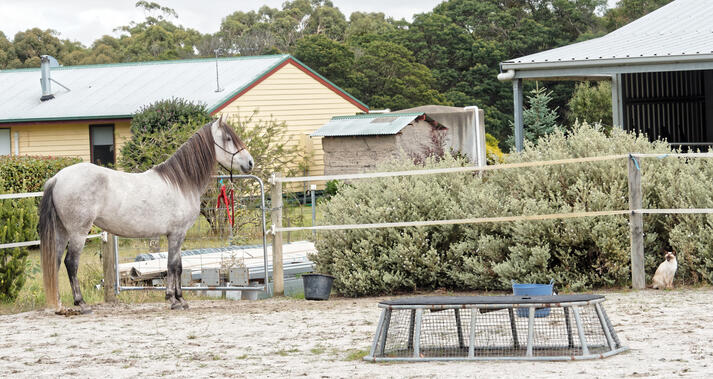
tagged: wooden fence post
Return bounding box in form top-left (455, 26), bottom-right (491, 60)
top-left (101, 232), bottom-right (118, 303)
top-left (271, 173), bottom-right (284, 296)
top-left (627, 155), bottom-right (645, 290)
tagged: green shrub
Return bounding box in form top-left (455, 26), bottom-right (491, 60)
top-left (314, 122), bottom-right (712, 297)
top-left (325, 180), bottom-right (340, 197)
top-left (485, 133), bottom-right (504, 164)
top-left (567, 81), bottom-right (612, 130)
top-left (0, 155), bottom-right (82, 192)
top-left (0, 177), bottom-right (38, 302)
top-left (0, 155), bottom-right (76, 302)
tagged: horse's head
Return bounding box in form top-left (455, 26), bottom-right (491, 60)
top-left (211, 115), bottom-right (253, 173)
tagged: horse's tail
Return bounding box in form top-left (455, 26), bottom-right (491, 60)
top-left (40, 178), bottom-right (60, 310)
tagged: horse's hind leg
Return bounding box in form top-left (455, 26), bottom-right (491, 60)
top-left (166, 232), bottom-right (188, 310)
top-left (65, 232), bottom-right (91, 313)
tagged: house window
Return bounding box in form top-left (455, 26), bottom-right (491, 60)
top-left (90, 124), bottom-right (115, 166)
top-left (0, 129), bottom-right (10, 156)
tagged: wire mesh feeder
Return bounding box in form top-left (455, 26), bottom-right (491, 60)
top-left (365, 294), bottom-right (627, 361)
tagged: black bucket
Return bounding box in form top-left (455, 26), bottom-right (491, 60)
top-left (302, 273), bottom-right (334, 300)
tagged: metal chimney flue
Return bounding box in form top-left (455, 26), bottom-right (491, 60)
top-left (40, 55), bottom-right (55, 101)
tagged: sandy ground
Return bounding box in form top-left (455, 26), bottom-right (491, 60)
top-left (1, 288), bottom-right (712, 378)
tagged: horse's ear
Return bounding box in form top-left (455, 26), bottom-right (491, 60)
top-left (218, 113), bottom-right (224, 125)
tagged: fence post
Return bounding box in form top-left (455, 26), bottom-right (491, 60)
top-left (101, 232), bottom-right (118, 303)
top-left (627, 155), bottom-right (645, 289)
top-left (310, 184), bottom-right (317, 239)
top-left (271, 173), bottom-right (284, 296)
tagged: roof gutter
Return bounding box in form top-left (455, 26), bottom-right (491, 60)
top-left (0, 115), bottom-right (133, 125)
top-left (501, 53), bottom-right (713, 71)
top-left (497, 69), bottom-right (515, 82)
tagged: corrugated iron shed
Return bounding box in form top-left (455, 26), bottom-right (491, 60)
top-left (311, 113), bottom-right (425, 137)
top-left (0, 55), bottom-right (367, 123)
top-left (502, 0), bottom-right (713, 70)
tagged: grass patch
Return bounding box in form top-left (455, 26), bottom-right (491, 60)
top-left (289, 291), bottom-right (305, 300)
top-left (310, 345), bottom-right (327, 355)
top-left (344, 348), bottom-right (370, 361)
top-left (275, 348), bottom-right (300, 356)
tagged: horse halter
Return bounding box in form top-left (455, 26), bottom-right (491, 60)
top-left (214, 139), bottom-right (245, 180)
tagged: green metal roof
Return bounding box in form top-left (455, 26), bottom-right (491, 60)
top-left (311, 113), bottom-right (425, 137)
top-left (0, 55), bottom-right (367, 123)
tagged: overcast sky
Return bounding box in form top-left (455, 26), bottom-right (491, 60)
top-left (1, 0), bottom-right (620, 46)
top-left (0, 0), bottom-right (446, 46)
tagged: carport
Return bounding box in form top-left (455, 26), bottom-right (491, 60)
top-left (498, 0), bottom-right (713, 151)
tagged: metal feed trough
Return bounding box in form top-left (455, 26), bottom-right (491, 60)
top-left (365, 294), bottom-right (627, 361)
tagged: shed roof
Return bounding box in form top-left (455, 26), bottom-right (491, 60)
top-left (0, 55), bottom-right (367, 124)
top-left (311, 113), bottom-right (427, 137)
top-left (502, 0), bottom-right (713, 72)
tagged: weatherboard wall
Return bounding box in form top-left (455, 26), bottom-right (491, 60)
top-left (8, 120), bottom-right (131, 162)
top-left (217, 62), bottom-right (364, 178)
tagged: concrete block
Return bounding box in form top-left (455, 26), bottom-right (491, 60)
top-left (229, 267), bottom-right (249, 286)
top-left (201, 268), bottom-right (220, 286)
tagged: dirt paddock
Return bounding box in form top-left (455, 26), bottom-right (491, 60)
top-left (1, 288), bottom-right (712, 378)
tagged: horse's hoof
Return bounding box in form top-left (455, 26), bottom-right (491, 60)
top-left (55, 307), bottom-right (82, 316)
top-left (182, 302), bottom-right (189, 310)
top-left (170, 302), bottom-right (182, 310)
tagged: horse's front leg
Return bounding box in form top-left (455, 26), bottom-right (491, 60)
top-left (166, 232), bottom-right (187, 310)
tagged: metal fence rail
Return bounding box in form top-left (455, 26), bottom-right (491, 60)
top-left (0, 191), bottom-right (104, 249)
top-left (269, 152), bottom-right (713, 290)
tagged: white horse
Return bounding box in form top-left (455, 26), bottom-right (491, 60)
top-left (39, 116), bottom-right (253, 312)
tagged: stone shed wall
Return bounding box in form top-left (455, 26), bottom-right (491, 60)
top-left (321, 121), bottom-right (446, 175)
top-left (321, 135), bottom-right (398, 175)
top-left (396, 120), bottom-right (443, 158)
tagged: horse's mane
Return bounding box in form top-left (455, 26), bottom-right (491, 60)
top-left (154, 122), bottom-right (217, 195)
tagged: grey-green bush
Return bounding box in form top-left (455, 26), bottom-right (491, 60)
top-left (314, 122), bottom-right (712, 297)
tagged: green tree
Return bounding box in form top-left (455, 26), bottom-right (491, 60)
top-left (350, 40), bottom-right (449, 110)
top-left (86, 36), bottom-right (124, 64)
top-left (398, 0), bottom-right (606, 142)
top-left (567, 81), bottom-right (612, 129)
top-left (215, 0), bottom-right (348, 55)
top-left (304, 1), bottom-right (348, 40)
top-left (604, 0), bottom-right (673, 32)
top-left (0, 31), bottom-right (20, 69)
top-left (509, 85), bottom-right (560, 147)
top-left (117, 18), bottom-right (203, 61)
top-left (10, 28), bottom-right (63, 68)
top-left (294, 35), bottom-right (354, 90)
top-left (344, 12), bottom-right (396, 43)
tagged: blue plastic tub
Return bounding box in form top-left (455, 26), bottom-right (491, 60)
top-left (512, 279), bottom-right (554, 318)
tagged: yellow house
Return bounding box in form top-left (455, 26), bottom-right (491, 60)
top-left (0, 55), bottom-right (368, 175)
